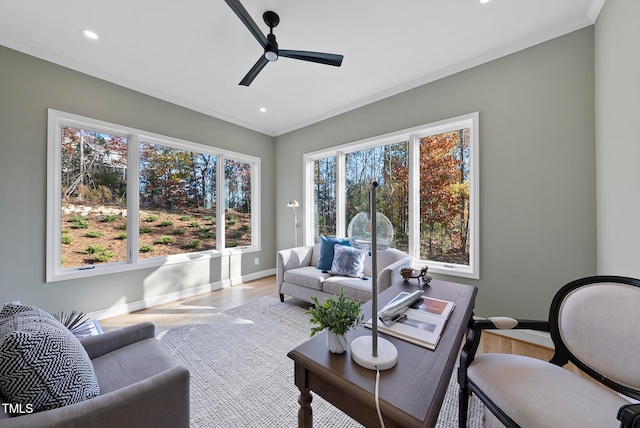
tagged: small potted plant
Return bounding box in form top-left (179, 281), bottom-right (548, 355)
top-left (307, 287), bottom-right (363, 354)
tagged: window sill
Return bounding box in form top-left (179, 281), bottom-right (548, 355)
top-left (47, 246), bottom-right (259, 283)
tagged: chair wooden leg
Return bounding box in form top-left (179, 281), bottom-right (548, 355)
top-left (280, 293), bottom-right (285, 302)
top-left (459, 386), bottom-right (470, 428)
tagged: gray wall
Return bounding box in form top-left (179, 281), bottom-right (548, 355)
top-left (0, 45), bottom-right (275, 314)
top-left (275, 27), bottom-right (597, 319)
top-left (595, 0), bottom-right (640, 277)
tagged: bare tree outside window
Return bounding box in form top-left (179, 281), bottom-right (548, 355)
top-left (60, 127), bottom-right (128, 268)
top-left (345, 142), bottom-right (409, 251)
top-left (224, 159), bottom-right (252, 248)
top-left (313, 157), bottom-right (336, 239)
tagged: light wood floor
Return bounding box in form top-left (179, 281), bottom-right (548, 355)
top-left (478, 325), bottom-right (586, 378)
top-left (100, 275), bottom-right (561, 365)
top-left (99, 276), bottom-right (310, 334)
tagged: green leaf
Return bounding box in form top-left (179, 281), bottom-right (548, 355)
top-left (306, 287), bottom-right (362, 336)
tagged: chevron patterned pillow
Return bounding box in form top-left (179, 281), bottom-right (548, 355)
top-left (0, 304), bottom-right (100, 416)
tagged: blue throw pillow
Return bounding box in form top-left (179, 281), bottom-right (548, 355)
top-left (317, 236), bottom-right (351, 272)
top-left (329, 244), bottom-right (367, 278)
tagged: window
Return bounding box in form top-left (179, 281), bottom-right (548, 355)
top-left (47, 109), bottom-right (260, 282)
top-left (419, 130), bottom-right (470, 267)
top-left (59, 126), bottom-right (129, 267)
top-left (345, 141), bottom-right (409, 252)
top-left (224, 159), bottom-right (252, 248)
top-left (138, 140), bottom-right (218, 258)
top-left (312, 156), bottom-right (336, 240)
top-left (303, 113), bottom-right (478, 279)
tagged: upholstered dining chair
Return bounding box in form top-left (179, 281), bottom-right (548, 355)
top-left (458, 276), bottom-right (640, 428)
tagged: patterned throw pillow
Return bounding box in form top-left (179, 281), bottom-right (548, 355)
top-left (329, 244), bottom-right (367, 278)
top-left (316, 236), bottom-right (351, 272)
top-left (0, 304), bottom-right (100, 416)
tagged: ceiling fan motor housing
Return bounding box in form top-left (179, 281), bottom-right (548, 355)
top-left (265, 33), bottom-right (278, 61)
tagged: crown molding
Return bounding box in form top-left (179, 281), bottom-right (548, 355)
top-left (587, 0), bottom-right (606, 23)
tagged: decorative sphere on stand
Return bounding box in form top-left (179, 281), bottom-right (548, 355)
top-left (347, 211), bottom-right (394, 251)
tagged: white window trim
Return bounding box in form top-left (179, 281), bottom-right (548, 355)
top-left (303, 112), bottom-right (479, 280)
top-left (47, 109), bottom-right (260, 282)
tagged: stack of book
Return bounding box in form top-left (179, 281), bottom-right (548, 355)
top-left (366, 292), bottom-right (455, 350)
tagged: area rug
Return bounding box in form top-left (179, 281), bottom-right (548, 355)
top-left (157, 296), bottom-right (484, 427)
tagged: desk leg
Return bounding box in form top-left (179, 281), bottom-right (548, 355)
top-left (297, 387), bottom-right (313, 428)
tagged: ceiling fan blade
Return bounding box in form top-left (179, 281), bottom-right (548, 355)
top-left (279, 50), bottom-right (344, 67)
top-left (239, 56), bottom-right (269, 86)
top-left (224, 0), bottom-right (268, 48)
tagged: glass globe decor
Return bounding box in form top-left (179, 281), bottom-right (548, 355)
top-left (347, 210), bottom-right (394, 250)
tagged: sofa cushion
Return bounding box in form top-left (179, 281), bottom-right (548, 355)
top-left (323, 276), bottom-right (373, 302)
top-left (329, 244), bottom-right (367, 278)
top-left (316, 236), bottom-right (351, 271)
top-left (284, 266), bottom-right (331, 291)
top-left (0, 304), bottom-right (100, 415)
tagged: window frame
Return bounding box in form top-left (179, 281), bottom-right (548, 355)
top-left (303, 112), bottom-right (479, 279)
top-left (47, 109), bottom-right (261, 282)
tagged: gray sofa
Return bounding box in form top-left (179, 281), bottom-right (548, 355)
top-left (0, 322), bottom-right (189, 428)
top-left (277, 243), bottom-right (412, 303)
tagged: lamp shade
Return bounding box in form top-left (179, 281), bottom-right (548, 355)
top-left (347, 211), bottom-right (394, 250)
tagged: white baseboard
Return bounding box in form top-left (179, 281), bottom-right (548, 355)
top-left (222, 268), bottom-right (276, 288)
top-left (487, 328), bottom-right (554, 349)
top-left (88, 268), bottom-right (275, 320)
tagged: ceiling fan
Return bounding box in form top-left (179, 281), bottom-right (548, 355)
top-left (224, 0), bottom-right (344, 86)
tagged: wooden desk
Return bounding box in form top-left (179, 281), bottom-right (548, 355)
top-left (287, 279), bottom-right (477, 428)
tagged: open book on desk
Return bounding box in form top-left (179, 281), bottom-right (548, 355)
top-left (365, 292), bottom-right (455, 350)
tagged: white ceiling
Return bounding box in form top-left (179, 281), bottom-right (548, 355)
top-left (0, 0), bottom-right (603, 137)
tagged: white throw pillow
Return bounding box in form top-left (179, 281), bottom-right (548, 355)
top-left (329, 244), bottom-right (367, 278)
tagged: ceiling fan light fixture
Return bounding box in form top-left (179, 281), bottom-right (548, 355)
top-left (265, 50), bottom-right (278, 61)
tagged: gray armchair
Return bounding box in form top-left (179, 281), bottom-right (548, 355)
top-left (458, 276), bottom-right (640, 428)
top-left (0, 322), bottom-right (189, 428)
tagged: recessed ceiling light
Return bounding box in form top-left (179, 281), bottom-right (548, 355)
top-left (480, 0), bottom-right (491, 3)
top-left (259, 107), bottom-right (267, 113)
top-left (82, 29), bottom-right (99, 40)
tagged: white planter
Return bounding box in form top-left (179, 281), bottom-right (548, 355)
top-left (326, 330), bottom-right (348, 354)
